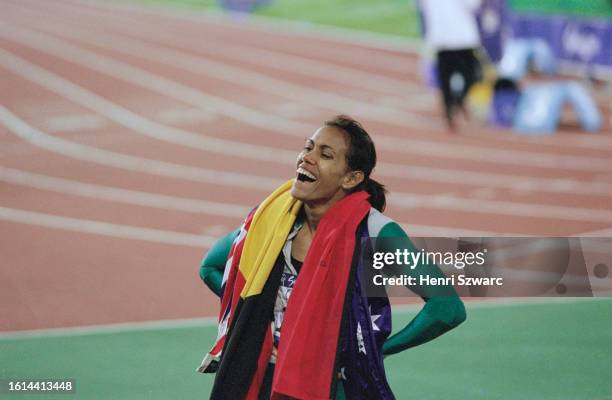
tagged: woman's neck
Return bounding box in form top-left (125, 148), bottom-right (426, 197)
top-left (302, 202), bottom-right (329, 232)
top-left (302, 190), bottom-right (348, 232)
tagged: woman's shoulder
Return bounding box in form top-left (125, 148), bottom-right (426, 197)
top-left (367, 208), bottom-right (407, 238)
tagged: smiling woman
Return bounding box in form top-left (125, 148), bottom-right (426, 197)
top-left (197, 115), bottom-right (466, 400)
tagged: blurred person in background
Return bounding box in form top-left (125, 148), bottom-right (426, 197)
top-left (197, 116), bottom-right (466, 399)
top-left (420, 0), bottom-right (483, 131)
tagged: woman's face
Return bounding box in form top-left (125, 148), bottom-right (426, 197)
top-left (290, 126), bottom-right (353, 206)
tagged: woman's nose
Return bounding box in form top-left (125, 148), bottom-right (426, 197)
top-left (302, 151), bottom-right (316, 164)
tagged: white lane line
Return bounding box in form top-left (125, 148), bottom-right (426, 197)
top-left (41, 18), bottom-right (434, 121)
top-left (2, 105), bottom-right (612, 226)
top-left (157, 107), bottom-right (216, 126)
top-left (85, 0), bottom-right (612, 83)
top-left (68, 0), bottom-right (423, 67)
top-left (374, 134), bottom-right (612, 173)
top-left (59, 0), bottom-right (612, 152)
top-left (0, 206), bottom-right (215, 247)
top-left (0, 162), bottom-right (518, 238)
top-left (0, 104), bottom-right (283, 190)
top-left (0, 21), bottom-right (314, 136)
top-left (389, 193), bottom-right (612, 224)
top-left (10, 16), bottom-right (435, 129)
top-left (0, 165), bottom-right (525, 236)
top-left (44, 113), bottom-right (105, 133)
top-left (0, 48), bottom-right (297, 164)
top-left (4, 47), bottom-right (611, 198)
top-left (13, 1), bottom-right (425, 99)
top-left (0, 13), bottom-right (435, 134)
top-left (3, 22), bottom-right (612, 173)
top-left (2, 298), bottom-right (609, 340)
top-left (0, 317), bottom-right (220, 340)
top-left (69, 0), bottom-right (612, 85)
top-left (579, 228), bottom-right (612, 236)
top-left (379, 163), bottom-right (612, 197)
top-left (22, 1), bottom-right (612, 154)
top-left (0, 166), bottom-right (251, 218)
top-left (400, 224), bottom-right (520, 237)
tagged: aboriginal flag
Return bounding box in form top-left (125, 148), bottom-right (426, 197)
top-left (198, 180), bottom-right (391, 399)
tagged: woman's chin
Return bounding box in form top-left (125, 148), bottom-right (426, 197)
top-left (291, 179), bottom-right (310, 200)
top-left (291, 189), bottom-right (308, 201)
top-left (290, 184), bottom-right (303, 200)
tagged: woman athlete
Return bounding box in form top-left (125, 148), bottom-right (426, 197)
top-left (198, 115), bottom-right (466, 399)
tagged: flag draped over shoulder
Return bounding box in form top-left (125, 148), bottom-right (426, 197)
top-left (197, 180), bottom-right (301, 398)
top-left (198, 180), bottom-right (393, 399)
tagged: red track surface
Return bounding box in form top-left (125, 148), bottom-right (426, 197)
top-left (1, 0), bottom-right (611, 331)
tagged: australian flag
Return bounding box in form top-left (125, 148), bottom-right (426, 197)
top-left (339, 230), bottom-right (395, 400)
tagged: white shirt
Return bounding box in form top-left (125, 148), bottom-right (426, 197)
top-left (420, 0), bottom-right (482, 51)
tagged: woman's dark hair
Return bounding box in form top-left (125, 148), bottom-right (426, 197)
top-left (325, 115), bottom-right (387, 212)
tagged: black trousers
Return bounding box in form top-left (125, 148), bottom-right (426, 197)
top-left (436, 48), bottom-right (481, 125)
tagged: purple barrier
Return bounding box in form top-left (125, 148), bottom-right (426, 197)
top-left (419, 1), bottom-right (612, 79)
top-left (218, 0), bottom-right (271, 13)
top-left (509, 14), bottom-right (612, 78)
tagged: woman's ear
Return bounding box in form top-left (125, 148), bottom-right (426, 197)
top-left (342, 171), bottom-right (365, 190)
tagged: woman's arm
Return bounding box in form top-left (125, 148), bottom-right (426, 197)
top-left (375, 222), bottom-right (467, 355)
top-left (199, 229), bottom-right (240, 297)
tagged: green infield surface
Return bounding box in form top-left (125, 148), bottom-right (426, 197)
top-left (135, 0), bottom-right (423, 37)
top-left (509, 0), bottom-right (612, 19)
top-left (134, 0), bottom-right (611, 40)
top-left (1, 299), bottom-right (611, 399)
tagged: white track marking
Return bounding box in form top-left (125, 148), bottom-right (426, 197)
top-left (373, 134), bottom-right (612, 172)
top-left (0, 166), bottom-right (250, 218)
top-left (157, 107), bottom-right (216, 126)
top-left (579, 228), bottom-right (612, 236)
top-left (0, 104), bottom-right (284, 190)
top-left (11, 4), bottom-right (612, 151)
top-left (44, 113), bottom-right (105, 133)
top-left (1, 298), bottom-right (608, 340)
top-left (0, 48), bottom-right (298, 164)
top-left (23, 0), bottom-right (612, 149)
top-left (2, 106), bottom-right (612, 226)
top-left (0, 14), bottom-right (437, 140)
top-left (0, 22), bottom-right (315, 134)
top-left (2, 22), bottom-right (612, 173)
top-left (12, 1), bottom-right (426, 98)
top-left (25, 0), bottom-right (612, 149)
top-left (4, 48), bottom-right (611, 197)
top-left (0, 317), bottom-right (220, 340)
top-left (0, 166), bottom-right (522, 236)
top-left (56, 0), bottom-right (612, 151)
top-left (82, 0), bottom-right (612, 83)
top-left (10, 13), bottom-right (612, 163)
top-left (69, 0), bottom-right (424, 67)
top-left (0, 206), bottom-right (216, 247)
top-left (400, 224), bottom-right (519, 237)
top-left (20, 17), bottom-right (435, 124)
top-left (389, 193), bottom-right (612, 224)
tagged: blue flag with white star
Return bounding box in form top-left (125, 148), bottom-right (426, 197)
top-left (339, 229), bottom-right (395, 399)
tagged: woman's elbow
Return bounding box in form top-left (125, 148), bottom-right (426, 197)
top-left (199, 257), bottom-right (210, 284)
top-left (450, 299), bottom-right (467, 328)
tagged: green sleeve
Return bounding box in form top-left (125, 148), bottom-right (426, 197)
top-left (376, 222), bottom-right (467, 355)
top-left (199, 229), bottom-right (240, 297)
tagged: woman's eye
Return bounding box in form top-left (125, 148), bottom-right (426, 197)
top-left (322, 153), bottom-right (332, 159)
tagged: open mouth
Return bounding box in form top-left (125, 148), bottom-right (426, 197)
top-left (296, 167), bottom-right (317, 183)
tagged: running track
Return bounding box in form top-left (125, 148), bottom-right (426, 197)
top-left (1, 0), bottom-right (611, 332)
